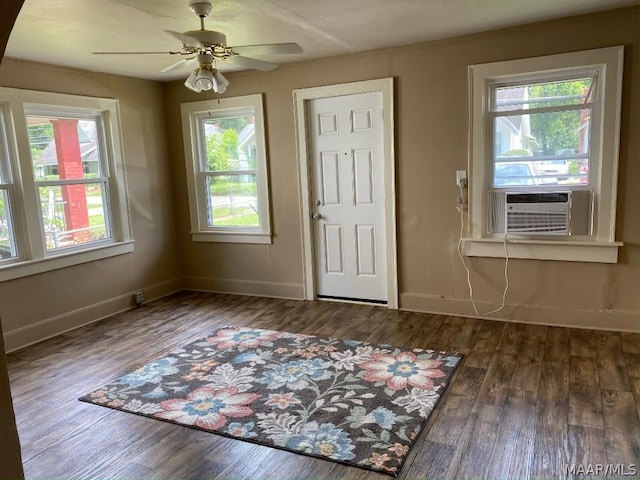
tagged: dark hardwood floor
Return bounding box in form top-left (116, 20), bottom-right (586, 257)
top-left (7, 291), bottom-right (640, 479)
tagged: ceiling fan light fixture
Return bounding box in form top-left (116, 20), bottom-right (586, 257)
top-left (194, 68), bottom-right (215, 91)
top-left (212, 70), bottom-right (229, 94)
top-left (184, 70), bottom-right (202, 92)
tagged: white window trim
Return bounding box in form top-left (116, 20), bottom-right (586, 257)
top-left (0, 87), bottom-right (133, 282)
top-left (181, 94), bottom-right (271, 244)
top-left (464, 46), bottom-right (624, 263)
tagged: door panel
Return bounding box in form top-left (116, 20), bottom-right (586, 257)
top-left (309, 92), bottom-right (386, 302)
top-left (355, 225), bottom-right (376, 275)
top-left (323, 224), bottom-right (344, 274)
top-left (320, 151), bottom-right (341, 205)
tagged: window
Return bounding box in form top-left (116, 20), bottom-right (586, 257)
top-left (181, 94), bottom-right (271, 244)
top-left (0, 88), bottom-right (133, 281)
top-left (465, 46), bottom-right (624, 263)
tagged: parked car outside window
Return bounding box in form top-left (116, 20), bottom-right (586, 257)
top-left (494, 161), bottom-right (542, 187)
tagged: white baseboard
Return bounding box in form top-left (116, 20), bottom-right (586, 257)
top-left (3, 278), bottom-right (182, 352)
top-left (183, 276), bottom-right (305, 300)
top-left (400, 292), bottom-right (640, 333)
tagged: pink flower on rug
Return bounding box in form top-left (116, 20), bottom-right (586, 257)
top-left (369, 452), bottom-right (392, 467)
top-left (265, 392), bottom-right (302, 409)
top-left (388, 442), bottom-right (409, 457)
top-left (205, 328), bottom-right (279, 349)
top-left (156, 386), bottom-right (259, 430)
top-left (359, 351), bottom-right (445, 391)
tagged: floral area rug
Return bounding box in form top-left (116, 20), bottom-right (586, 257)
top-left (79, 326), bottom-right (462, 476)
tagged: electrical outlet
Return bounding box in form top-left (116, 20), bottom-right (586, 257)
top-left (456, 170), bottom-right (467, 187)
top-left (134, 291), bottom-right (144, 306)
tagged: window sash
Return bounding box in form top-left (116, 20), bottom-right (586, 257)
top-left (488, 77), bottom-right (595, 190)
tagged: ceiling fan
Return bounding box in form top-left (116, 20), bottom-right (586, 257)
top-left (94, 0), bottom-right (303, 94)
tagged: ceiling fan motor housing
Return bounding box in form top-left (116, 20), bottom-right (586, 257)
top-left (185, 30), bottom-right (227, 48)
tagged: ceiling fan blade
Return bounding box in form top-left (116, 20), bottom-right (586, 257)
top-left (161, 57), bottom-right (196, 73)
top-left (165, 30), bottom-right (203, 48)
top-left (93, 51), bottom-right (186, 55)
top-left (226, 55), bottom-right (279, 72)
top-left (230, 43), bottom-right (303, 57)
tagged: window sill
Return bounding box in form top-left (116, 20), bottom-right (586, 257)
top-left (461, 237), bottom-right (622, 263)
top-left (191, 232), bottom-right (272, 244)
top-left (0, 241), bottom-right (135, 282)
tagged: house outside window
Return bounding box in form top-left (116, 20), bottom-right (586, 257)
top-left (464, 46), bottom-right (624, 263)
top-left (181, 94), bottom-right (271, 244)
top-left (0, 88), bottom-right (133, 282)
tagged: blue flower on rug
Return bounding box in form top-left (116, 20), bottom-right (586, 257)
top-left (226, 421), bottom-right (258, 439)
top-left (256, 358), bottom-right (332, 390)
top-left (370, 406), bottom-right (399, 429)
top-left (284, 422), bottom-right (356, 461)
top-left (119, 357), bottom-right (179, 387)
top-left (80, 325), bottom-right (462, 477)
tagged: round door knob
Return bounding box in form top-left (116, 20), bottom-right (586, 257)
top-left (312, 213), bottom-right (322, 220)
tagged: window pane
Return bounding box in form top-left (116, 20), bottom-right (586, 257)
top-left (207, 174), bottom-right (259, 227)
top-left (494, 77), bottom-right (593, 112)
top-left (0, 189), bottom-right (17, 259)
top-left (494, 108), bottom-right (590, 185)
top-left (28, 116), bottom-right (101, 181)
top-left (39, 182), bottom-right (111, 251)
top-left (203, 115), bottom-right (257, 172)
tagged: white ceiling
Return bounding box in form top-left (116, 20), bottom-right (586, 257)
top-left (5, 0), bottom-right (639, 81)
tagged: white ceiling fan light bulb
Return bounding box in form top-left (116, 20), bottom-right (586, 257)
top-left (212, 71), bottom-right (229, 94)
top-left (184, 70), bottom-right (202, 92)
top-left (194, 68), bottom-right (214, 91)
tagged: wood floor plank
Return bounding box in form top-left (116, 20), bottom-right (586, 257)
top-left (449, 366), bottom-right (487, 398)
top-left (403, 440), bottom-right (456, 480)
top-left (596, 332), bottom-right (632, 392)
top-left (625, 353), bottom-right (640, 379)
top-left (601, 389), bottom-right (640, 467)
top-left (619, 332), bottom-right (640, 354)
top-left (425, 394), bottom-right (475, 446)
top-left (544, 327), bottom-right (570, 364)
top-left (483, 389), bottom-right (537, 480)
top-left (531, 362), bottom-right (570, 479)
top-left (509, 335), bottom-right (544, 392)
top-left (6, 291), bottom-right (639, 480)
top-left (570, 329), bottom-right (597, 358)
top-left (476, 349), bottom-right (518, 406)
top-left (564, 425), bottom-right (608, 479)
top-left (568, 355), bottom-right (604, 429)
top-left (449, 403), bottom-right (504, 479)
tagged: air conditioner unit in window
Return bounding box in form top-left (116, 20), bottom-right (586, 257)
top-left (506, 192), bottom-right (569, 234)
top-left (488, 190), bottom-right (593, 236)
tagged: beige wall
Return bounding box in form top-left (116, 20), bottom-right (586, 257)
top-left (167, 7), bottom-right (639, 330)
top-left (0, 60), bottom-right (181, 350)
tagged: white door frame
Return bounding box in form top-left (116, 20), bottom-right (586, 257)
top-left (293, 78), bottom-right (398, 309)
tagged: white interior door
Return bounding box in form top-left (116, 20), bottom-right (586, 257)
top-left (308, 92), bottom-right (386, 303)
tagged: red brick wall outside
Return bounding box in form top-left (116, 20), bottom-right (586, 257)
top-left (51, 119), bottom-right (91, 244)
